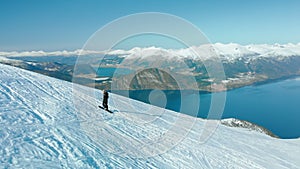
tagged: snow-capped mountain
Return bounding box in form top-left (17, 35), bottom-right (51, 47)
top-left (2, 43), bottom-right (300, 60)
top-left (1, 63), bottom-right (299, 168)
top-left (111, 43), bottom-right (300, 62)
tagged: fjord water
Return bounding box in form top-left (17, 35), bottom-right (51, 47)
top-left (219, 78), bottom-right (300, 139)
top-left (121, 78), bottom-right (300, 139)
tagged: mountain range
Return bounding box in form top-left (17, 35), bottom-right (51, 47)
top-left (1, 43), bottom-right (300, 91)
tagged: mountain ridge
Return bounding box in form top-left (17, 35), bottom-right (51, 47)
top-left (2, 43), bottom-right (300, 59)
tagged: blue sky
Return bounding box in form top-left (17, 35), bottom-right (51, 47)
top-left (0, 0), bottom-right (300, 51)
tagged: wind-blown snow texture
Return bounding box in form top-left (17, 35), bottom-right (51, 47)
top-left (0, 63), bottom-right (299, 168)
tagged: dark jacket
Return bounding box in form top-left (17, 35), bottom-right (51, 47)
top-left (102, 91), bottom-right (109, 109)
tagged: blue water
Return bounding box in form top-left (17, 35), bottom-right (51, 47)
top-left (219, 78), bottom-right (300, 139)
top-left (113, 78), bottom-right (300, 139)
top-left (96, 67), bottom-right (133, 77)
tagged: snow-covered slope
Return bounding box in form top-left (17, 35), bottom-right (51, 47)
top-left (1, 63), bottom-right (299, 168)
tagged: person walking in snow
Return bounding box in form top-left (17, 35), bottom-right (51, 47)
top-left (102, 90), bottom-right (109, 110)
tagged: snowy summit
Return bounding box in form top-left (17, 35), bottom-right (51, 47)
top-left (0, 63), bottom-right (299, 168)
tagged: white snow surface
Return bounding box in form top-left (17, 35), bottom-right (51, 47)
top-left (0, 63), bottom-right (300, 169)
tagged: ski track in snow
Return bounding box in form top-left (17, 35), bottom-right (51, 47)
top-left (0, 63), bottom-right (300, 169)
